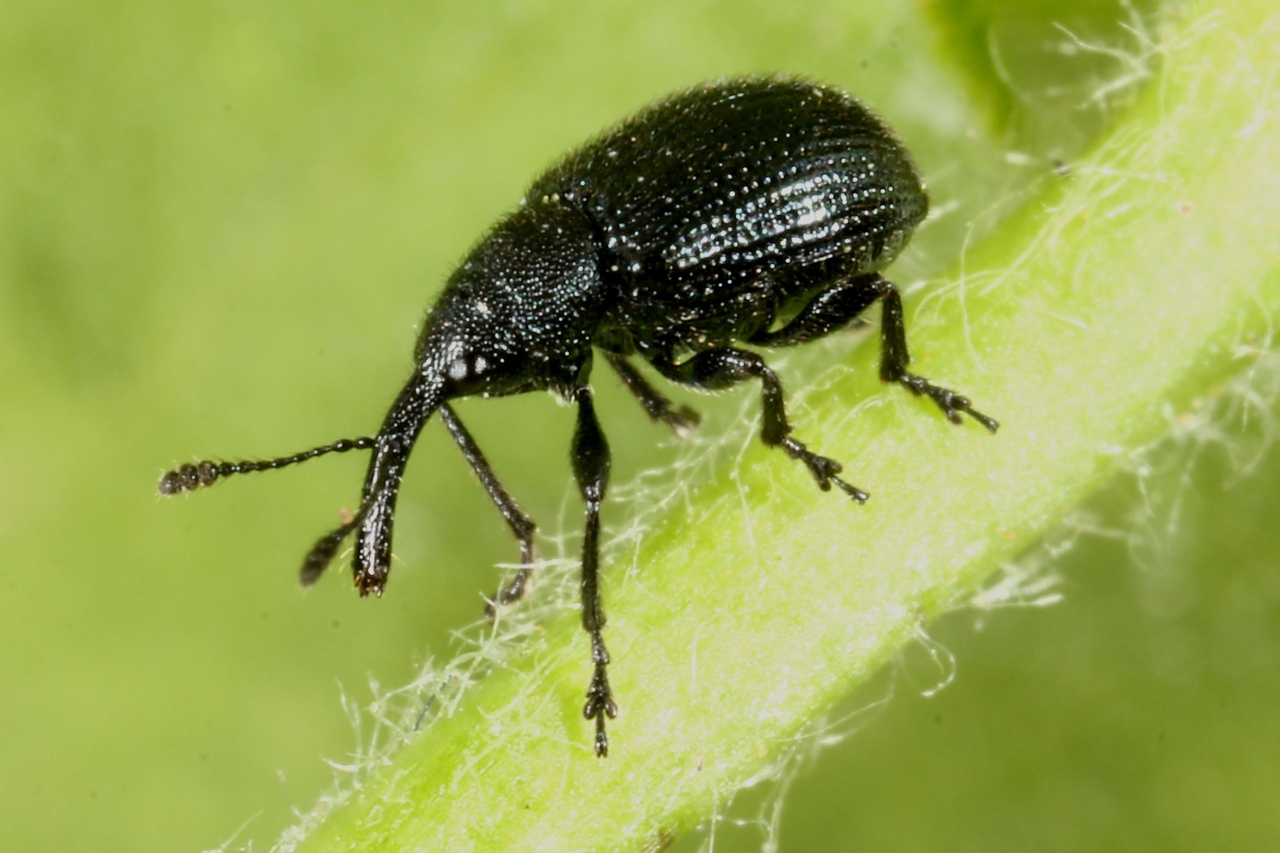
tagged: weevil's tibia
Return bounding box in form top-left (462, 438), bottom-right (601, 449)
top-left (438, 402), bottom-right (540, 616)
top-left (571, 385), bottom-right (617, 757)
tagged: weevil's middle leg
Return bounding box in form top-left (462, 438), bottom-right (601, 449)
top-left (651, 348), bottom-right (869, 502)
top-left (439, 403), bottom-right (540, 615)
top-left (605, 352), bottom-right (701, 435)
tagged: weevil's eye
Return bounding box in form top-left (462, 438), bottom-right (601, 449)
top-left (444, 352), bottom-right (494, 396)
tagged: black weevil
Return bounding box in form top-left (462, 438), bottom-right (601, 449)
top-left (159, 76), bottom-right (997, 757)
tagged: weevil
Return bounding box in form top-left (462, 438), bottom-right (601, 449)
top-left (159, 77), bottom-right (997, 757)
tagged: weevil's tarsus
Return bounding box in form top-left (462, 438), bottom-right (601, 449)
top-left (649, 346), bottom-right (874, 505)
top-left (872, 275), bottom-right (1000, 434)
top-left (751, 272), bottom-right (1000, 433)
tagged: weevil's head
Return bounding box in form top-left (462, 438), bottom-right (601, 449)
top-left (414, 200), bottom-right (606, 403)
top-left (235, 202), bottom-right (608, 596)
top-left (323, 202), bottom-right (603, 595)
top-left (413, 292), bottom-right (547, 400)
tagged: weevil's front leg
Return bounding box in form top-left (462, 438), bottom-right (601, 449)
top-left (571, 385), bottom-right (617, 757)
top-left (439, 403), bottom-right (539, 615)
top-left (651, 348), bottom-right (869, 502)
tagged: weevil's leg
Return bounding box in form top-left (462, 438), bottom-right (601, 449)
top-left (650, 348), bottom-right (869, 502)
top-left (751, 273), bottom-right (998, 432)
top-left (747, 275), bottom-right (879, 348)
top-left (571, 385), bottom-right (617, 757)
top-left (604, 352), bottom-right (701, 434)
top-left (438, 403), bottom-right (539, 615)
top-left (866, 274), bottom-right (999, 432)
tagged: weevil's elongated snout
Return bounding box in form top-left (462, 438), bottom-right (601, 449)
top-left (347, 431), bottom-right (421, 596)
top-left (334, 372), bottom-right (443, 596)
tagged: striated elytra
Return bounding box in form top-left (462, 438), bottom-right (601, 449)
top-left (159, 76), bottom-right (997, 757)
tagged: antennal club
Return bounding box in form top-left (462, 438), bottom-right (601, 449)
top-left (157, 437), bottom-right (378, 495)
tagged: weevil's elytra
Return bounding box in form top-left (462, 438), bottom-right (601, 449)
top-left (160, 76), bottom-right (998, 758)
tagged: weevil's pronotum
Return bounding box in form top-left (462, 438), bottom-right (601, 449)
top-left (159, 77), bottom-right (997, 757)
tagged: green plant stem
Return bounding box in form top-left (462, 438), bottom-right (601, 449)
top-left (287, 1), bottom-right (1280, 849)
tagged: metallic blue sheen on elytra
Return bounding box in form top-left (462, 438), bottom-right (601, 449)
top-left (159, 77), bottom-right (996, 758)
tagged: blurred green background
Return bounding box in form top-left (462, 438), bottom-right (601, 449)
top-left (2, 0), bottom-right (1277, 850)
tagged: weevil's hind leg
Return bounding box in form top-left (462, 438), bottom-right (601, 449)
top-left (747, 274), bottom-right (880, 348)
top-left (869, 275), bottom-right (999, 432)
top-left (604, 352), bottom-right (701, 435)
top-left (651, 348), bottom-right (869, 502)
top-left (570, 386), bottom-right (617, 757)
top-left (750, 273), bottom-right (998, 433)
top-left (439, 403), bottom-right (539, 616)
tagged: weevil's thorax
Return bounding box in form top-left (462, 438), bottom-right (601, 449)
top-left (415, 196), bottom-right (608, 401)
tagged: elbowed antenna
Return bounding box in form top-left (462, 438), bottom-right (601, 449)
top-left (157, 437), bottom-right (378, 496)
top-left (158, 437), bottom-right (379, 589)
top-left (159, 437), bottom-right (379, 590)
top-left (158, 371), bottom-right (445, 595)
